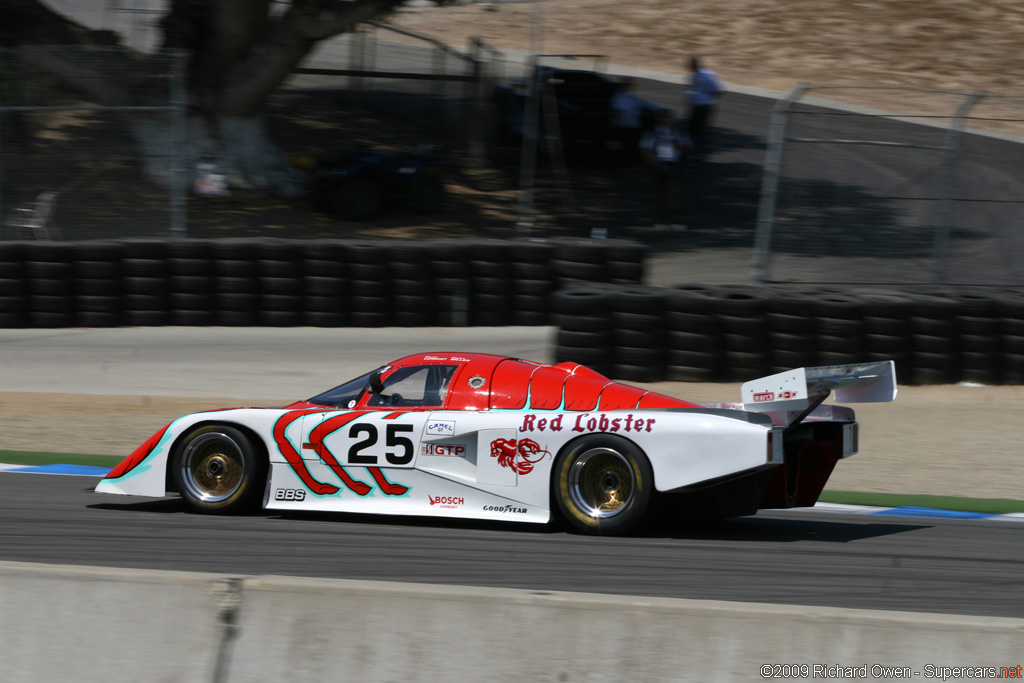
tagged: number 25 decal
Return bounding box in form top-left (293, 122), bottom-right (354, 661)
top-left (349, 423), bottom-right (415, 465)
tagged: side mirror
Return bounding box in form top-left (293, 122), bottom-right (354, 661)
top-left (369, 370), bottom-right (384, 395)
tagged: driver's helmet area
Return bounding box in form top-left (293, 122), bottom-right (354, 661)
top-left (366, 364), bottom-right (458, 408)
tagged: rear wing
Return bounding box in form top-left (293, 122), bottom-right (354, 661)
top-left (741, 361), bottom-right (897, 413)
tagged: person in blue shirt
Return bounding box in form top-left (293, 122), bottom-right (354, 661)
top-left (685, 56), bottom-right (725, 159)
top-left (639, 110), bottom-right (691, 230)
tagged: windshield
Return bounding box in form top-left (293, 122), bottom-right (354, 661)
top-left (306, 369), bottom-right (378, 408)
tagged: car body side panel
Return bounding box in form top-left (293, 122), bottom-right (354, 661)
top-left (510, 408), bottom-right (770, 493)
top-left (98, 405), bottom-right (772, 519)
top-left (265, 463), bottom-right (548, 523)
top-left (95, 408), bottom-right (289, 498)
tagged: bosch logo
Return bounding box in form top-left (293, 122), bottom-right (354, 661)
top-left (483, 504), bottom-right (527, 514)
top-left (429, 495), bottom-right (464, 507)
top-left (753, 392), bottom-right (775, 402)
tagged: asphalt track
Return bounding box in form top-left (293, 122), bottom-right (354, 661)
top-left (1, 328), bottom-right (1023, 619)
top-left (2, 471), bottom-right (1022, 619)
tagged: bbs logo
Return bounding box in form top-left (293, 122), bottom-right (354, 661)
top-left (275, 489), bottom-right (306, 502)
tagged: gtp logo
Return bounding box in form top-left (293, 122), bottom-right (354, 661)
top-left (421, 443), bottom-right (465, 457)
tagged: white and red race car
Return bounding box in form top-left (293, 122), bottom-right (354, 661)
top-left (96, 353), bottom-right (896, 535)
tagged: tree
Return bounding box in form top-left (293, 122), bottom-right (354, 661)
top-left (1, 0), bottom-right (410, 196)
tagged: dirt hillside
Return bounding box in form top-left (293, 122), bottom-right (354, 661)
top-left (389, 0), bottom-right (1024, 95)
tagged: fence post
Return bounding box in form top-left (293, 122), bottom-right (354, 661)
top-left (467, 39), bottom-right (485, 167)
top-left (751, 84), bottom-right (807, 285)
top-left (350, 29), bottom-right (365, 95)
top-left (516, 55), bottom-right (541, 233)
top-left (931, 90), bottom-right (983, 284)
top-left (169, 49), bottom-right (188, 238)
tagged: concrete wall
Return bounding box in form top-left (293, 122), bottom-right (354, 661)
top-left (1, 561), bottom-right (1021, 683)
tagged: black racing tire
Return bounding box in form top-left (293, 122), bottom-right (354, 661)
top-left (554, 259), bottom-right (607, 282)
top-left (171, 425), bottom-right (266, 514)
top-left (513, 262), bottom-right (551, 281)
top-left (553, 434), bottom-right (654, 536)
top-left (167, 258), bottom-right (210, 277)
top-left (611, 363), bottom-right (665, 383)
top-left (607, 260), bottom-right (644, 284)
top-left (556, 313), bottom-right (609, 333)
top-left (554, 345), bottom-right (612, 368)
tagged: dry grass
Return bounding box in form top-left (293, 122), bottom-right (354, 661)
top-left (389, 0), bottom-right (1024, 95)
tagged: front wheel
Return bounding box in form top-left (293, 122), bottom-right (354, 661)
top-left (552, 435), bottom-right (653, 535)
top-left (171, 425), bottom-right (265, 514)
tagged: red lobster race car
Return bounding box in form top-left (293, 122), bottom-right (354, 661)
top-left (96, 353), bottom-right (896, 535)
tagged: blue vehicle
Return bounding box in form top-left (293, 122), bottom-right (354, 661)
top-left (312, 148), bottom-right (446, 221)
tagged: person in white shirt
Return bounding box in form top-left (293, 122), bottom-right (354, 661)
top-left (686, 56), bottom-right (725, 159)
top-left (638, 110), bottom-right (691, 230)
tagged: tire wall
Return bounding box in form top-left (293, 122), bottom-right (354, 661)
top-left (0, 238), bottom-right (645, 330)
top-left (554, 283), bottom-right (1024, 386)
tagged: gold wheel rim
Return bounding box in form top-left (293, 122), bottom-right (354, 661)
top-left (567, 447), bottom-right (635, 519)
top-left (181, 432), bottom-right (245, 503)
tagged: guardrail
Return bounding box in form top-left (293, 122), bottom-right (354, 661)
top-left (2, 561), bottom-right (1020, 683)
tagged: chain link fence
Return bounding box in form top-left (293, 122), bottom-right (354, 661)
top-left (753, 85), bottom-right (1024, 287)
top-left (0, 46), bottom-right (187, 240)
top-left (293, 22), bottom-right (496, 162)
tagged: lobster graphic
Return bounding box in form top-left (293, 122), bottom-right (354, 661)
top-left (490, 437), bottom-right (551, 475)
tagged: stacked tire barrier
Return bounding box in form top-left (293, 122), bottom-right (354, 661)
top-left (555, 283), bottom-right (1024, 385)
top-left (0, 237), bottom-right (645, 330)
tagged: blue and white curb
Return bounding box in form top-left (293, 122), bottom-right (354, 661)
top-left (795, 502), bottom-right (1024, 523)
top-left (0, 463), bottom-right (114, 477)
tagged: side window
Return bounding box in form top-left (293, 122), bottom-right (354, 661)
top-left (367, 365), bottom-right (457, 408)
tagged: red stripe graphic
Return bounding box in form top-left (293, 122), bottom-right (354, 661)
top-left (310, 412), bottom-right (408, 496)
top-left (105, 424), bottom-right (171, 480)
top-left (272, 410), bottom-right (340, 495)
top-left (309, 412), bottom-right (373, 496)
top-left (367, 468), bottom-right (408, 496)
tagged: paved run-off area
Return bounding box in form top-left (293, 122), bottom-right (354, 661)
top-left (1, 327), bottom-right (1021, 501)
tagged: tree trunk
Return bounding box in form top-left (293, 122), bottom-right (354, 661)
top-left (3, 0), bottom-right (408, 197)
top-left (189, 114), bottom-right (307, 197)
top-left (158, 0), bottom-right (408, 196)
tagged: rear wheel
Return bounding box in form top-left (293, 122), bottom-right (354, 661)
top-left (172, 425), bottom-right (265, 514)
top-left (553, 435), bottom-right (653, 535)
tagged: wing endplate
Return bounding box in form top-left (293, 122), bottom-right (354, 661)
top-left (741, 361), bottom-right (897, 412)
